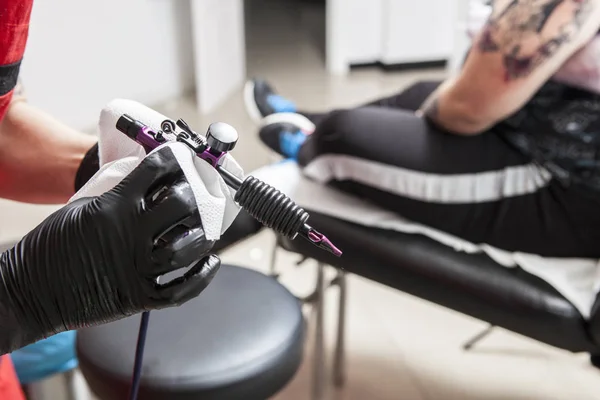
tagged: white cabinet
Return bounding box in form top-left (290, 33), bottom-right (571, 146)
top-left (381, 0), bottom-right (456, 64)
top-left (326, 0), bottom-right (460, 74)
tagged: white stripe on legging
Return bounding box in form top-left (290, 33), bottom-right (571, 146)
top-left (302, 154), bottom-right (553, 204)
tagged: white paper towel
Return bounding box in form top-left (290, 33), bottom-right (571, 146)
top-left (70, 99), bottom-right (243, 241)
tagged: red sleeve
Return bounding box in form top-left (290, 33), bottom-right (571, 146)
top-left (0, 0), bottom-right (33, 121)
top-left (0, 356), bottom-right (26, 400)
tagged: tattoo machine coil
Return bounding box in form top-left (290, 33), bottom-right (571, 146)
top-left (116, 114), bottom-right (341, 400)
top-left (116, 114), bottom-right (342, 257)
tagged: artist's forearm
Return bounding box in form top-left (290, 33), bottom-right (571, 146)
top-left (0, 100), bottom-right (97, 204)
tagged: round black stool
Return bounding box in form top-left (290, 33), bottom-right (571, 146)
top-left (76, 265), bottom-right (304, 400)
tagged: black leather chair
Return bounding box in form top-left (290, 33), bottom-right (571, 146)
top-left (200, 205), bottom-right (600, 399)
top-left (76, 264), bottom-right (304, 400)
top-left (276, 210), bottom-right (600, 368)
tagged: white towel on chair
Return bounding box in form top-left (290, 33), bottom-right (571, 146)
top-left (70, 99), bottom-right (243, 241)
top-left (250, 160), bottom-right (600, 319)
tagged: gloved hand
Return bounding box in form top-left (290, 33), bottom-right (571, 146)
top-left (74, 142), bottom-right (100, 192)
top-left (0, 146), bottom-right (220, 355)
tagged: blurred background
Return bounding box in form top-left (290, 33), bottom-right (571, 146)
top-left (16, 0), bottom-right (457, 170)
top-left (1, 0), bottom-right (453, 249)
top-left (3, 0), bottom-right (600, 399)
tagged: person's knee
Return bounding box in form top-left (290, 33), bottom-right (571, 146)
top-left (313, 109), bottom-right (357, 140)
top-left (298, 109), bottom-right (358, 165)
top-left (300, 106), bottom-right (429, 167)
top-left (301, 107), bottom-right (387, 165)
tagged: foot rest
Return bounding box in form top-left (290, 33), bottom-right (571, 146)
top-left (76, 265), bottom-right (304, 400)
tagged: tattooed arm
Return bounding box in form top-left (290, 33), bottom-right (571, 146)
top-left (418, 0), bottom-right (600, 135)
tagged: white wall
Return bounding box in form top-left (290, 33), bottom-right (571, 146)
top-left (20, 0), bottom-right (195, 130)
top-left (191, 0), bottom-right (246, 115)
top-left (448, 0), bottom-right (480, 74)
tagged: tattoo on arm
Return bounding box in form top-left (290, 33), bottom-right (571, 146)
top-left (478, 0), bottom-right (594, 81)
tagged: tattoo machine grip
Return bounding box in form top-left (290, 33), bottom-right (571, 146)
top-left (115, 114), bottom-right (342, 257)
top-left (234, 176), bottom-right (308, 239)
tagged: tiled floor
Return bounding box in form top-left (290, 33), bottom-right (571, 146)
top-left (3, 0), bottom-right (600, 399)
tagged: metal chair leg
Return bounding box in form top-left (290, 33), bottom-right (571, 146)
top-left (463, 324), bottom-right (495, 351)
top-left (332, 269), bottom-right (347, 388)
top-left (268, 234), bottom-right (280, 279)
top-left (312, 262), bottom-right (326, 400)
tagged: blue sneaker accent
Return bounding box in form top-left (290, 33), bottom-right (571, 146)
top-left (267, 94), bottom-right (297, 113)
top-left (279, 130), bottom-right (306, 160)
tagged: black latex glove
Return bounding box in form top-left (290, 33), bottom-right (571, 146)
top-left (75, 142), bottom-right (100, 191)
top-left (0, 146), bottom-right (220, 354)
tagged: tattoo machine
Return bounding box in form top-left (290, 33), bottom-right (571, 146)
top-left (116, 114), bottom-right (342, 257)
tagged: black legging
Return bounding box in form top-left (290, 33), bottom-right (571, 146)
top-left (294, 81), bottom-right (600, 259)
top-left (299, 80), bottom-right (441, 124)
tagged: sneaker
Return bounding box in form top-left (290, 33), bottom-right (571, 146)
top-left (260, 112), bottom-right (316, 134)
top-left (244, 79), bottom-right (297, 123)
top-left (259, 121), bottom-right (309, 160)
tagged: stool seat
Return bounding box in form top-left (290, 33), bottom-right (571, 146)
top-left (77, 265), bottom-right (304, 400)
